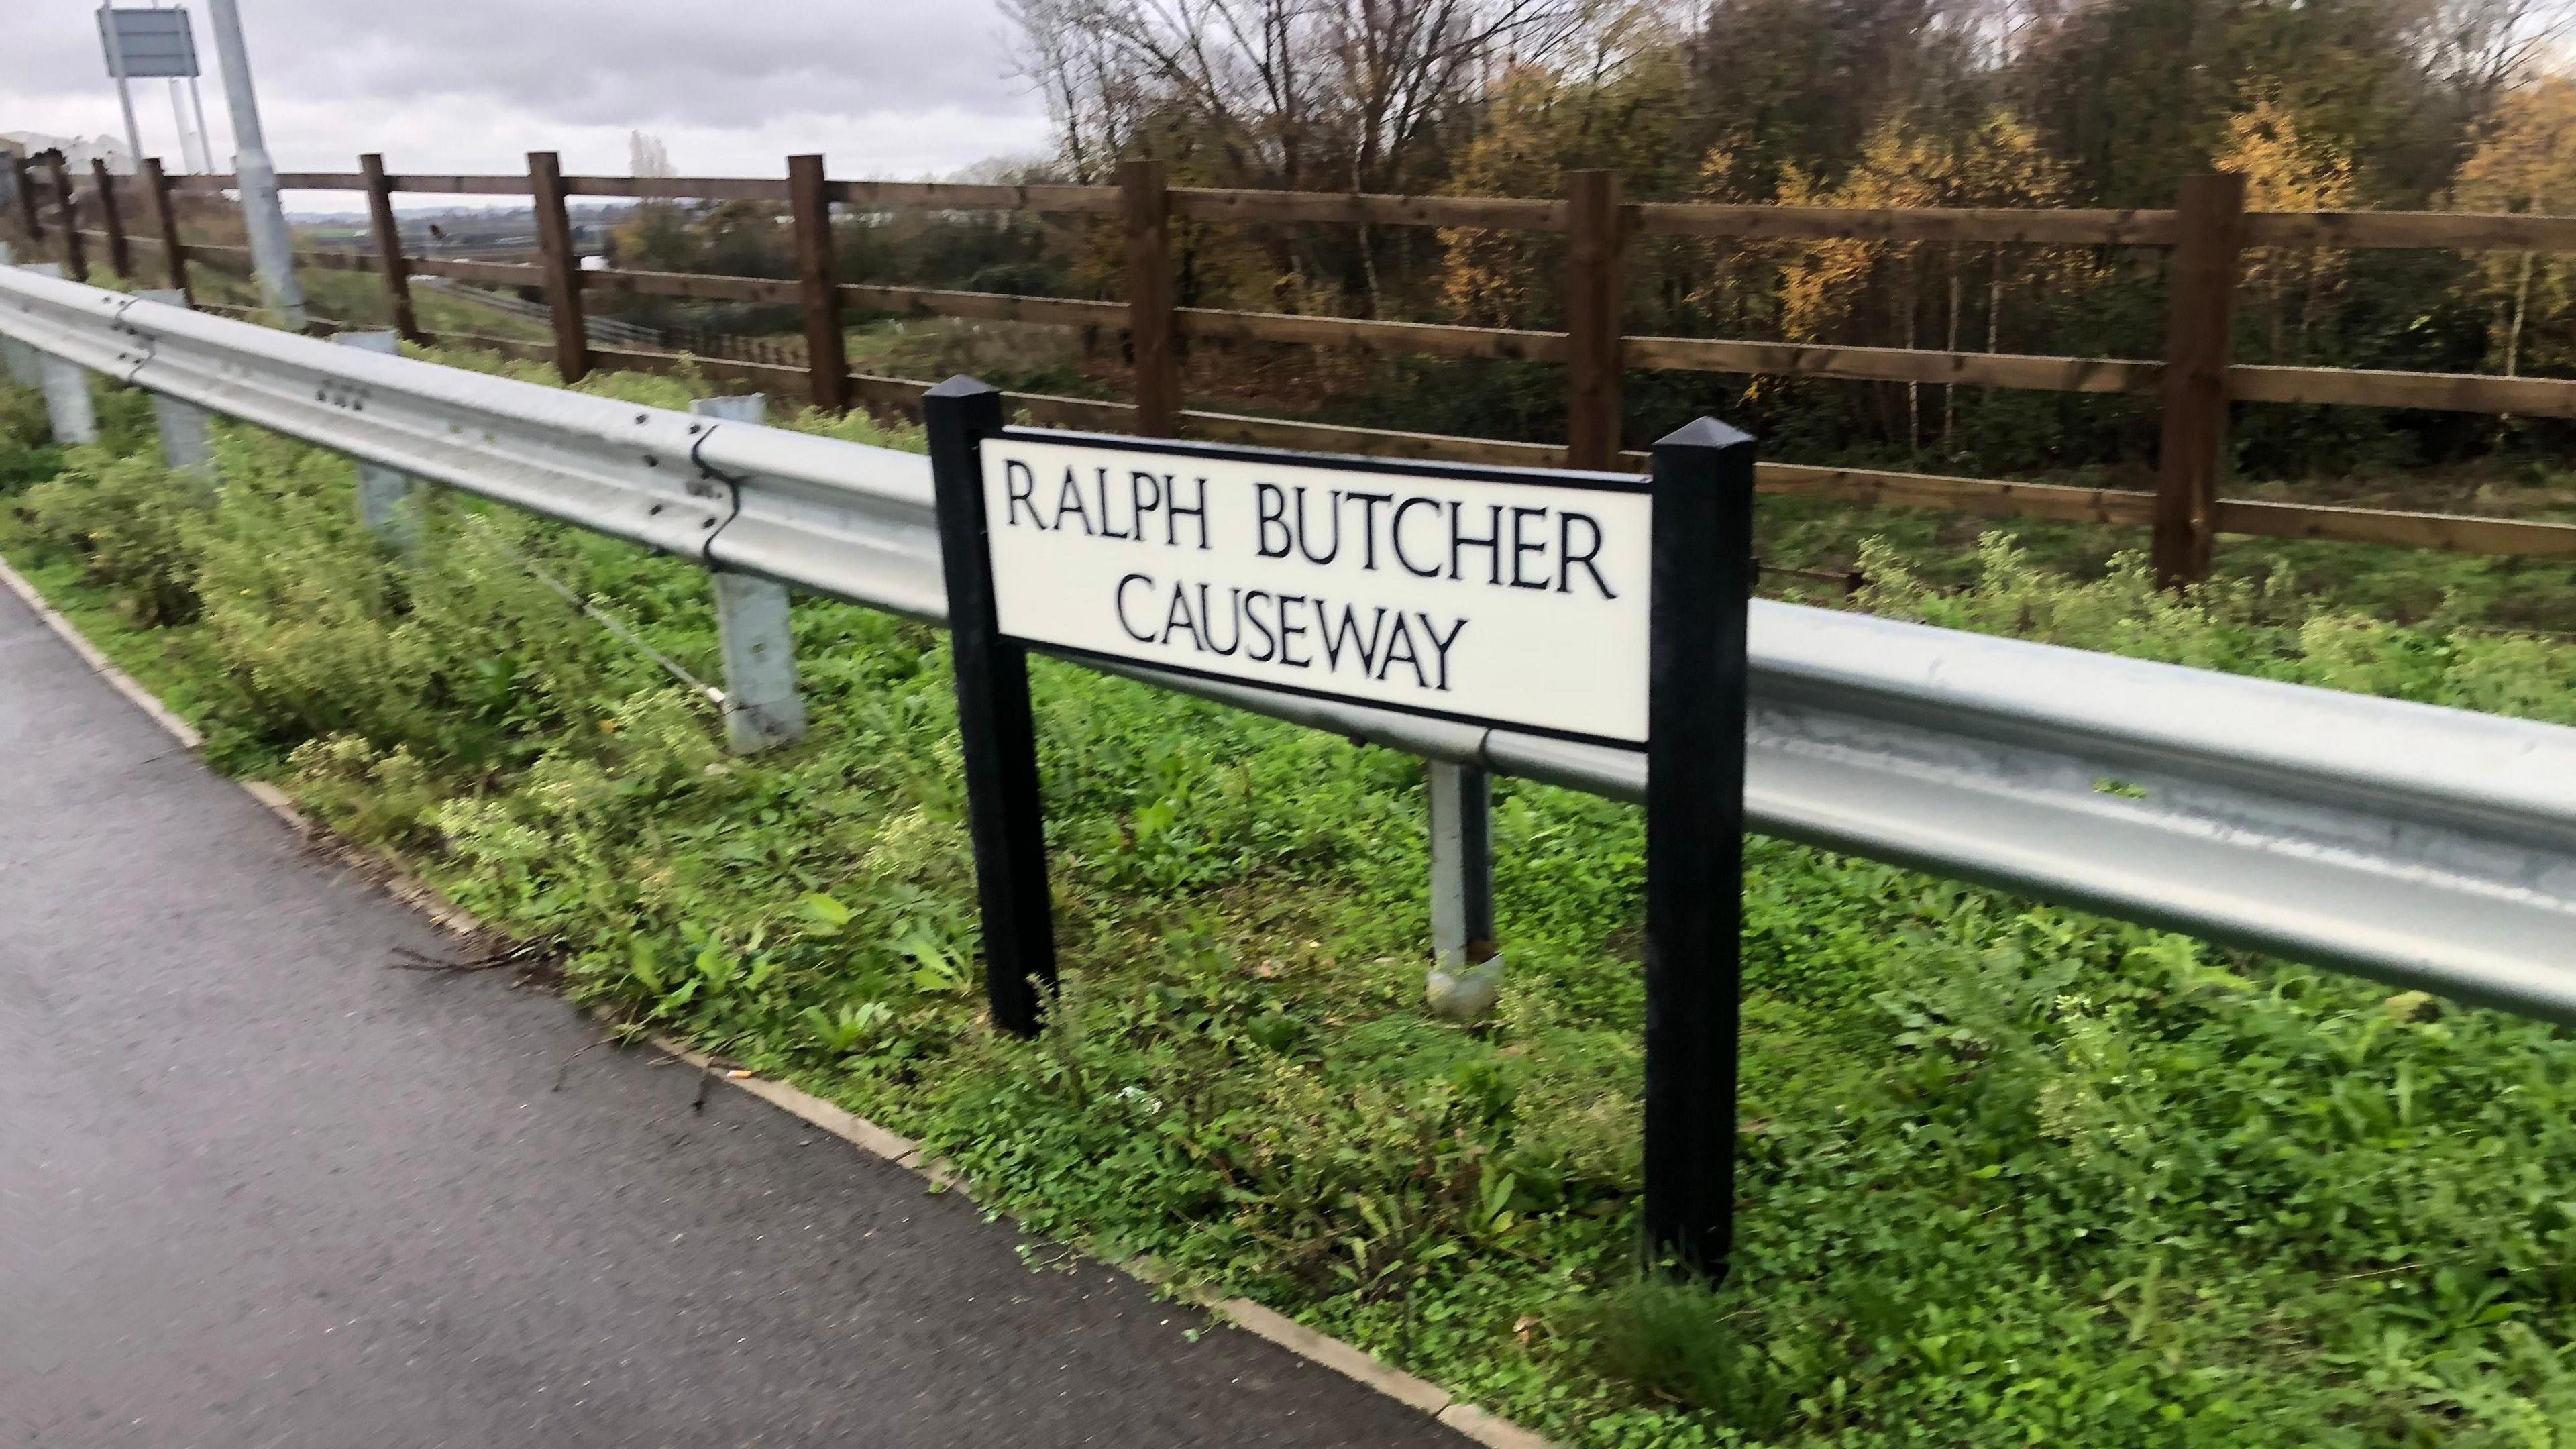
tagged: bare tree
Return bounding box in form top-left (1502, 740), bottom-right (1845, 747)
top-left (1010, 0), bottom-right (1586, 191)
top-left (2416, 0), bottom-right (2563, 102)
top-left (2408, 0), bottom-right (2571, 151)
top-left (1006, 0), bottom-right (1147, 182)
top-left (628, 131), bottom-right (674, 179)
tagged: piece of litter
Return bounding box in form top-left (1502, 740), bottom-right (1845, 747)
top-left (727, 1069), bottom-right (753, 1079)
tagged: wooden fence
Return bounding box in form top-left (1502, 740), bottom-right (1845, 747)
top-left (17, 149), bottom-right (2576, 579)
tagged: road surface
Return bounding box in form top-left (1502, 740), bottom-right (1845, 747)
top-left (0, 580), bottom-right (1465, 1448)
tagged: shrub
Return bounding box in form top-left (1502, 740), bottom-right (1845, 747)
top-left (16, 449), bottom-right (206, 625)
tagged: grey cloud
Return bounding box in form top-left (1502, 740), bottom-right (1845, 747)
top-left (246, 1), bottom-right (1035, 129)
top-left (3, 0), bottom-right (1048, 166)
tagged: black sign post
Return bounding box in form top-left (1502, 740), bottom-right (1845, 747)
top-left (1642, 418), bottom-right (1757, 1277)
top-left (924, 376), bottom-right (1059, 1036)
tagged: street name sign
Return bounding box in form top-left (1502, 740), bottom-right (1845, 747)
top-left (977, 432), bottom-right (1653, 746)
top-left (922, 376), bottom-right (1756, 1277)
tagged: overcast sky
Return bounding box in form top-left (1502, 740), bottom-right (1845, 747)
top-left (2, 0), bottom-right (1056, 200)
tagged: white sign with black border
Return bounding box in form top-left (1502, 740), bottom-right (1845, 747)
top-left (977, 429), bottom-right (1653, 747)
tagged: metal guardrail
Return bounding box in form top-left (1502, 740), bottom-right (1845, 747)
top-left (5, 263), bottom-right (2573, 1020)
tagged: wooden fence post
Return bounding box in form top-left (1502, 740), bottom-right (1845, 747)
top-left (46, 154), bottom-right (85, 282)
top-left (527, 151), bottom-right (590, 383)
top-left (142, 158), bottom-right (189, 301)
top-left (1564, 168), bottom-right (1626, 471)
top-left (787, 154), bottom-right (850, 414)
top-left (1122, 159), bottom-right (1179, 437)
top-left (360, 154), bottom-right (419, 343)
top-left (9, 154), bottom-right (40, 252)
top-left (93, 160), bottom-right (131, 279)
top-left (2152, 172), bottom-right (2247, 588)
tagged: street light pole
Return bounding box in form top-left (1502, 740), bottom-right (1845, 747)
top-left (201, 0), bottom-right (303, 328)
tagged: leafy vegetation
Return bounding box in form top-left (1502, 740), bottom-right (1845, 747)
top-left (564, 0), bottom-right (2576, 490)
top-left (9, 356), bottom-right (2576, 1445)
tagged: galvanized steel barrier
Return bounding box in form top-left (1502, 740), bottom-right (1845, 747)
top-left (5, 261), bottom-right (2574, 1021)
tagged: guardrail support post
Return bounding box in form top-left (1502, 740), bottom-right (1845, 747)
top-left (1122, 159), bottom-right (1179, 437)
top-left (710, 567), bottom-right (809, 753)
top-left (333, 330), bottom-right (423, 545)
top-left (0, 244), bottom-right (39, 389)
top-left (787, 155), bottom-right (850, 415)
top-left (45, 154), bottom-right (86, 282)
top-left (93, 160), bottom-right (131, 280)
top-left (1424, 760), bottom-right (1500, 1019)
top-left (136, 288), bottom-right (216, 482)
top-left (360, 154), bottom-right (420, 344)
top-left (1642, 415), bottom-right (1756, 1279)
top-left (21, 264), bottom-right (97, 444)
top-left (691, 393), bottom-right (810, 753)
top-left (528, 151), bottom-right (590, 384)
top-left (2153, 172), bottom-right (2247, 588)
top-left (142, 158), bottom-right (190, 303)
top-left (1564, 168), bottom-right (1626, 470)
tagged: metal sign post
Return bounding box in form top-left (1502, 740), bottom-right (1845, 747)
top-left (922, 372), bottom-right (1758, 1273)
top-left (97, 6), bottom-right (145, 174)
top-left (1642, 419), bottom-right (1756, 1275)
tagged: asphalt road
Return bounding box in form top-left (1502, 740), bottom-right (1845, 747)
top-left (0, 580), bottom-right (1464, 1449)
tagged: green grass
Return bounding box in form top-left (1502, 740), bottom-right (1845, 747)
top-left (1750, 464), bottom-right (2576, 636)
top-left (70, 258), bottom-right (557, 345)
top-left (199, 263), bottom-right (560, 343)
top-left (10, 359), bottom-right (2576, 1446)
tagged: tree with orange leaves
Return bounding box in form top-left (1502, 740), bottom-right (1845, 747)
top-left (2454, 79), bottom-right (2576, 379)
top-left (2216, 95), bottom-right (2361, 366)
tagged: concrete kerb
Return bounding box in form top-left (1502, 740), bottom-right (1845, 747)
top-left (0, 549), bottom-right (1560, 1449)
top-left (1438, 1403), bottom-right (1564, 1449)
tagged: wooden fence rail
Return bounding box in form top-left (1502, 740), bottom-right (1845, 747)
top-left (389, 331), bottom-right (2576, 563)
top-left (156, 167), bottom-right (2576, 250)
top-left (276, 242), bottom-right (2576, 419)
top-left (38, 159), bottom-right (2576, 577)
